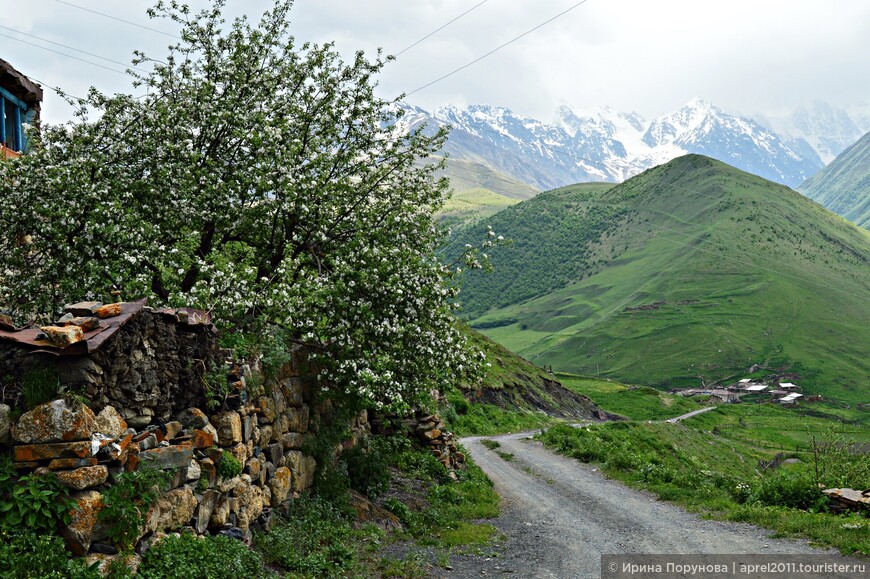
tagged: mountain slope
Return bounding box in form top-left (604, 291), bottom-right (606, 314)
top-left (449, 155), bottom-right (870, 401)
top-left (799, 131), bottom-right (870, 229)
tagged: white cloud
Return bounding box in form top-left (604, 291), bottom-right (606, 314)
top-left (1, 0), bottom-right (868, 124)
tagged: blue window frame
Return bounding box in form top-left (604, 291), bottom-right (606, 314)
top-left (0, 86), bottom-right (28, 152)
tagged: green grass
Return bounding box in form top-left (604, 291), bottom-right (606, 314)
top-left (538, 420), bottom-right (870, 555)
top-left (448, 155), bottom-right (870, 404)
top-left (557, 373), bottom-right (703, 420)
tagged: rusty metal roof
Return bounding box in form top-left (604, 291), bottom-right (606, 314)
top-left (0, 299), bottom-right (147, 356)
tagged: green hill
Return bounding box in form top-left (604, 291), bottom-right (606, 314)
top-left (434, 158), bottom-right (537, 227)
top-left (448, 155), bottom-right (870, 402)
top-left (799, 131), bottom-right (870, 229)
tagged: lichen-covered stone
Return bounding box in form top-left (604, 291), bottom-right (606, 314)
top-left (56, 465), bottom-right (109, 490)
top-left (229, 442), bottom-right (248, 465)
top-left (95, 405), bottom-right (127, 438)
top-left (40, 325), bottom-right (84, 347)
top-left (48, 457), bottom-right (98, 470)
top-left (139, 444), bottom-right (193, 470)
top-left (84, 554), bottom-right (140, 577)
top-left (268, 466), bottom-right (291, 506)
top-left (62, 490), bottom-right (104, 556)
top-left (286, 452), bottom-right (316, 493)
top-left (95, 303), bottom-right (123, 319)
top-left (212, 411), bottom-right (242, 446)
top-left (257, 396), bottom-right (276, 424)
top-left (145, 487), bottom-right (196, 533)
top-left (281, 432), bottom-right (304, 450)
top-left (12, 399), bottom-right (97, 444)
top-left (178, 407), bottom-right (210, 430)
top-left (191, 428), bottom-right (216, 449)
top-left (65, 301), bottom-right (102, 316)
top-left (14, 440), bottom-right (93, 462)
top-left (198, 457), bottom-right (216, 487)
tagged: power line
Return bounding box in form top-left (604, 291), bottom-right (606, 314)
top-left (404, 0), bottom-right (591, 98)
top-left (52, 0), bottom-right (180, 39)
top-left (394, 0), bottom-right (492, 57)
top-left (0, 25), bottom-right (146, 72)
top-left (26, 76), bottom-right (87, 102)
top-left (0, 33), bottom-right (130, 76)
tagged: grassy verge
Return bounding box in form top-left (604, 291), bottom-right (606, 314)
top-left (538, 421), bottom-right (870, 556)
top-left (557, 373), bottom-right (702, 421)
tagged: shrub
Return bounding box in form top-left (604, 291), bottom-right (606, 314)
top-left (255, 498), bottom-right (355, 576)
top-left (812, 431), bottom-right (870, 490)
top-left (0, 465), bottom-right (76, 533)
top-left (0, 531), bottom-right (103, 578)
top-left (343, 437), bottom-right (391, 498)
top-left (216, 451), bottom-right (243, 480)
top-left (138, 533), bottom-right (265, 578)
top-left (751, 472), bottom-right (827, 511)
top-left (98, 467), bottom-right (170, 549)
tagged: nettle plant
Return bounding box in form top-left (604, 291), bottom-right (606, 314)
top-left (0, 0), bottom-right (495, 413)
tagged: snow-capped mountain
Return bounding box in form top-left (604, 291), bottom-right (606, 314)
top-left (404, 99), bottom-right (825, 191)
top-left (759, 101), bottom-right (865, 164)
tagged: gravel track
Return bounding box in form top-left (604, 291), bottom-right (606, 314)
top-left (443, 431), bottom-right (861, 578)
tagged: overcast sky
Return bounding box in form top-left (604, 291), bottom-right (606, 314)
top-left (2, 0), bottom-right (869, 124)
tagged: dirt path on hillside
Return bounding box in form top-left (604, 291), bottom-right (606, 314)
top-left (444, 432), bottom-right (862, 578)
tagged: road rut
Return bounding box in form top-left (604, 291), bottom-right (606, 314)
top-left (444, 431), bottom-right (861, 578)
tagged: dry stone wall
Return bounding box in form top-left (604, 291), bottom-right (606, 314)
top-left (0, 301), bottom-right (342, 557)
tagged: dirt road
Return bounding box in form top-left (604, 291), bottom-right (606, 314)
top-left (446, 431), bottom-right (860, 578)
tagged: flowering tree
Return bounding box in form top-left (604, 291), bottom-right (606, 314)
top-left (0, 0), bottom-right (486, 411)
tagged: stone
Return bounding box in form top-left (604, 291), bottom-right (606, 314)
top-left (287, 452), bottom-right (316, 492)
top-left (13, 399), bottom-right (97, 444)
top-left (245, 458), bottom-right (261, 481)
top-left (266, 442), bottom-right (283, 465)
top-left (0, 404), bottom-right (11, 444)
top-left (421, 429), bottom-right (441, 441)
top-left (14, 440), bottom-right (93, 462)
top-left (281, 432), bottom-right (304, 450)
top-left (84, 554), bottom-right (140, 577)
top-left (243, 415), bottom-right (253, 442)
top-left (282, 378), bottom-right (305, 407)
top-left (234, 482), bottom-right (265, 532)
top-left (139, 444), bottom-right (194, 470)
top-left (66, 316), bottom-right (100, 332)
top-left (61, 490), bottom-right (104, 556)
top-left (137, 433), bottom-right (158, 451)
top-left (146, 487), bottom-right (197, 533)
top-left (198, 458), bottom-right (216, 487)
top-left (259, 424), bottom-right (273, 446)
top-left (209, 495), bottom-right (230, 530)
top-left (95, 406), bottom-right (127, 438)
top-left (56, 466), bottom-right (109, 490)
top-left (212, 411), bottom-right (242, 446)
top-left (195, 489), bottom-right (221, 533)
top-left (48, 457), bottom-right (98, 470)
top-left (192, 428), bottom-right (216, 449)
top-left (164, 421), bottom-right (184, 440)
top-left (229, 442), bottom-right (248, 465)
top-left (257, 396), bottom-right (276, 424)
top-left (268, 467), bottom-right (291, 506)
top-left (286, 405), bottom-right (309, 433)
top-left (185, 459), bottom-right (202, 482)
top-left (275, 414), bottom-right (289, 435)
top-left (271, 387), bottom-right (287, 416)
top-left (64, 301), bottom-right (102, 316)
top-left (40, 325), bottom-right (84, 347)
top-left (95, 303), bottom-right (123, 319)
top-left (178, 407), bottom-right (210, 430)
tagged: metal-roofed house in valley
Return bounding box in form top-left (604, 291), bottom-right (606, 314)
top-left (0, 57), bottom-right (42, 158)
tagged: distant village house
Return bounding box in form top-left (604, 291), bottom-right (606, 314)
top-left (0, 57), bottom-right (42, 158)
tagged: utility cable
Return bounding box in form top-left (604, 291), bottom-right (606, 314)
top-left (394, 0), bottom-right (492, 57)
top-left (51, 0), bottom-right (180, 39)
top-left (404, 0), bottom-right (591, 98)
top-left (0, 25), bottom-right (146, 72)
top-left (0, 33), bottom-right (129, 75)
